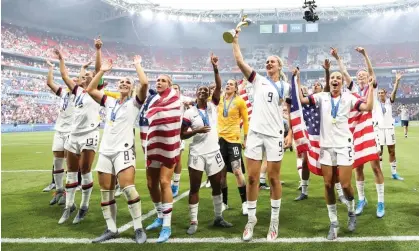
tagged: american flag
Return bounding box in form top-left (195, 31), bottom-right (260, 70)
top-left (139, 88), bottom-right (181, 167)
top-left (290, 76), bottom-right (379, 176)
top-left (239, 79), bottom-right (253, 126)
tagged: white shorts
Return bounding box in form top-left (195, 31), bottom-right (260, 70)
top-left (95, 148), bottom-right (136, 175)
top-left (373, 123), bottom-right (381, 153)
top-left (245, 130), bottom-right (284, 162)
top-left (52, 131), bottom-right (70, 152)
top-left (379, 128), bottom-right (396, 146)
top-left (319, 146), bottom-right (354, 167)
top-left (188, 150), bottom-right (224, 177)
top-left (65, 129), bottom-right (100, 155)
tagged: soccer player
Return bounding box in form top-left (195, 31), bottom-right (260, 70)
top-left (332, 47), bottom-right (386, 218)
top-left (377, 72), bottom-right (404, 180)
top-left (232, 29), bottom-right (292, 241)
top-left (295, 62), bottom-right (375, 240)
top-left (85, 58), bottom-right (146, 243)
top-left (399, 104), bottom-right (409, 138)
top-left (45, 60), bottom-right (74, 206)
top-left (217, 78), bottom-right (249, 215)
top-left (54, 48), bottom-right (101, 225)
top-left (140, 75), bottom-right (182, 243)
top-left (181, 53), bottom-right (233, 235)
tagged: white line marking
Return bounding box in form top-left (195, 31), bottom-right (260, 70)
top-left (2, 236), bottom-right (419, 244)
top-left (117, 181), bottom-right (206, 233)
top-left (1, 169), bottom-right (147, 173)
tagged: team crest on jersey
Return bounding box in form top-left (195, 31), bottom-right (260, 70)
top-left (192, 156), bottom-right (198, 165)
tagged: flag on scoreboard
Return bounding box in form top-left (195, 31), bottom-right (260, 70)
top-left (274, 24), bottom-right (288, 33)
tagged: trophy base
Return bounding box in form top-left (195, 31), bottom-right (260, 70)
top-left (223, 30), bottom-right (235, 44)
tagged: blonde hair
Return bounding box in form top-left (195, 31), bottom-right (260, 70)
top-left (159, 74), bottom-right (173, 87)
top-left (273, 55), bottom-right (287, 82)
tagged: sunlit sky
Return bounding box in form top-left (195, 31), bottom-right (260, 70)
top-left (122, 0), bottom-right (399, 10)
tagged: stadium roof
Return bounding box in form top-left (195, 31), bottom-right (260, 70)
top-left (102, 0), bottom-right (419, 22)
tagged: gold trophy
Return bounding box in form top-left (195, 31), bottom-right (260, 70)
top-left (223, 15), bottom-right (252, 43)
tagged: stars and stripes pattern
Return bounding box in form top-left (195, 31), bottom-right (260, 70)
top-left (290, 76), bottom-right (379, 176)
top-left (239, 80), bottom-right (253, 127)
top-left (139, 88), bottom-right (182, 167)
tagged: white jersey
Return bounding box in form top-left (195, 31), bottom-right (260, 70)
top-left (247, 71), bottom-right (291, 137)
top-left (310, 92), bottom-right (362, 148)
top-left (354, 85), bottom-right (379, 123)
top-left (183, 101), bottom-right (219, 155)
top-left (71, 85), bottom-right (101, 134)
top-left (180, 95), bottom-right (193, 103)
top-left (377, 98), bottom-right (394, 129)
top-left (54, 87), bottom-right (74, 133)
top-left (99, 96), bottom-right (141, 154)
top-left (400, 107), bottom-right (409, 121)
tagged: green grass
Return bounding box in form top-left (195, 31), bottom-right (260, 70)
top-left (2, 128), bottom-right (419, 250)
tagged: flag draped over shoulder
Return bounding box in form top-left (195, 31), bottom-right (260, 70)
top-left (290, 76), bottom-right (379, 176)
top-left (139, 88), bottom-right (181, 166)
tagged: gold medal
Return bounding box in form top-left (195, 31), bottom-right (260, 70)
top-left (332, 118), bottom-right (336, 124)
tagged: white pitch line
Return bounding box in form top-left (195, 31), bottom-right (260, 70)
top-left (1, 169), bottom-right (147, 173)
top-left (2, 236), bottom-right (419, 244)
top-left (117, 181), bottom-right (206, 233)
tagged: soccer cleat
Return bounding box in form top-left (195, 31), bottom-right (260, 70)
top-left (58, 204), bottom-right (76, 224)
top-left (171, 184), bottom-right (179, 197)
top-left (134, 228), bottom-right (147, 244)
top-left (43, 183), bottom-right (56, 192)
top-left (392, 174), bottom-right (404, 181)
top-left (187, 222), bottom-right (198, 235)
top-left (213, 216), bottom-right (233, 228)
top-left (156, 226), bottom-right (171, 243)
top-left (327, 222), bottom-right (339, 240)
top-left (294, 193), bottom-right (308, 201)
top-left (266, 220), bottom-right (279, 241)
top-left (205, 180), bottom-right (211, 188)
top-left (376, 202), bottom-right (385, 218)
top-left (91, 229), bottom-right (119, 243)
top-left (49, 189), bottom-right (64, 205)
top-left (58, 192), bottom-right (66, 206)
top-left (348, 212), bottom-right (357, 232)
top-left (259, 183), bottom-right (270, 190)
top-left (242, 218), bottom-right (257, 241)
top-left (115, 184), bottom-right (123, 197)
top-left (355, 199), bottom-right (368, 216)
top-left (145, 217), bottom-right (163, 231)
top-left (242, 202), bottom-right (248, 216)
top-left (73, 206), bottom-right (89, 224)
top-left (221, 203), bottom-right (229, 212)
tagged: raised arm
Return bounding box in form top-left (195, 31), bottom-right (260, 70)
top-left (330, 47), bottom-right (352, 88)
top-left (293, 68), bottom-right (310, 105)
top-left (232, 30), bottom-right (253, 80)
top-left (54, 49), bottom-right (76, 91)
top-left (94, 36), bottom-right (103, 73)
top-left (86, 60), bottom-right (112, 104)
top-left (45, 60), bottom-right (60, 94)
top-left (210, 53), bottom-right (222, 104)
top-left (322, 59), bottom-right (331, 92)
top-left (390, 72), bottom-right (402, 103)
top-left (78, 61), bottom-right (93, 84)
top-left (358, 80), bottom-right (375, 111)
top-left (133, 55), bottom-right (148, 103)
top-left (356, 47), bottom-right (376, 88)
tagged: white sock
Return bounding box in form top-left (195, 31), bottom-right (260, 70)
top-left (390, 161), bottom-right (397, 175)
top-left (260, 172), bottom-right (266, 184)
top-left (123, 185), bottom-right (143, 230)
top-left (154, 202), bottom-right (163, 219)
top-left (212, 194), bottom-right (223, 218)
top-left (376, 183), bottom-right (384, 203)
top-left (347, 199), bottom-right (355, 214)
top-left (356, 181), bottom-right (365, 201)
top-left (80, 172), bottom-right (93, 208)
top-left (327, 204), bottom-right (338, 223)
top-left (297, 158), bottom-right (303, 180)
top-left (173, 173), bottom-right (181, 187)
top-left (162, 202), bottom-right (173, 227)
top-left (335, 182), bottom-right (344, 197)
top-left (247, 200), bottom-right (257, 222)
top-left (53, 157), bottom-right (65, 191)
top-left (65, 172), bottom-right (78, 208)
top-left (101, 190), bottom-right (117, 233)
top-left (301, 180), bottom-right (309, 195)
top-left (189, 203), bottom-right (199, 223)
top-left (270, 199), bottom-right (281, 222)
